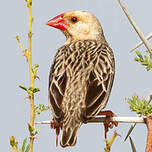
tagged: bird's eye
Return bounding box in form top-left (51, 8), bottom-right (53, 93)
top-left (71, 17), bottom-right (78, 23)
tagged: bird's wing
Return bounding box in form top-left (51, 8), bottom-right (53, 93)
top-left (49, 47), bottom-right (67, 122)
top-left (84, 44), bottom-right (115, 118)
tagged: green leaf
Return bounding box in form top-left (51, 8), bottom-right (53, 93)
top-left (136, 50), bottom-right (143, 59)
top-left (134, 57), bottom-right (140, 62)
top-left (28, 87), bottom-right (40, 93)
top-left (142, 62), bottom-right (148, 66)
top-left (34, 105), bottom-right (39, 111)
top-left (25, 144), bottom-right (30, 152)
top-left (150, 53), bottom-right (152, 59)
top-left (144, 55), bottom-right (149, 62)
top-left (146, 64), bottom-right (151, 71)
top-left (34, 104), bottom-right (49, 116)
top-left (34, 64), bottom-right (39, 68)
top-left (32, 88), bottom-right (40, 93)
top-left (28, 87), bottom-right (33, 91)
top-left (22, 138), bottom-right (27, 152)
top-left (129, 136), bottom-right (137, 152)
top-left (134, 49), bottom-right (152, 71)
top-left (34, 128), bottom-right (39, 135)
top-left (19, 85), bottom-right (28, 91)
top-left (28, 123), bottom-right (34, 136)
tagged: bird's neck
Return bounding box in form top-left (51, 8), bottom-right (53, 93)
top-left (63, 30), bottom-right (107, 45)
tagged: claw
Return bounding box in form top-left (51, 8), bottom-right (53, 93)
top-left (50, 118), bottom-right (62, 146)
top-left (56, 127), bottom-right (60, 146)
top-left (97, 110), bottom-right (118, 139)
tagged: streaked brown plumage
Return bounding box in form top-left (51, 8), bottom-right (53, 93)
top-left (47, 10), bottom-right (115, 147)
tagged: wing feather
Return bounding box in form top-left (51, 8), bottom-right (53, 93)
top-left (49, 47), bottom-right (67, 121)
top-left (84, 45), bottom-right (115, 119)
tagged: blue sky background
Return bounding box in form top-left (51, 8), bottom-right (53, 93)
top-left (1, 0), bottom-right (152, 151)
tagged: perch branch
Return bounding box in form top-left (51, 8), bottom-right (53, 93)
top-left (35, 116), bottom-right (145, 125)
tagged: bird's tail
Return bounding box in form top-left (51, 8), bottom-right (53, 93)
top-left (60, 121), bottom-right (81, 147)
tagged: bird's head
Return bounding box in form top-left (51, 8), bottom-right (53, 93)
top-left (47, 10), bottom-right (105, 44)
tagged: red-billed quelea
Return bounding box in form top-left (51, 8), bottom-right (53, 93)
top-left (47, 10), bottom-right (115, 147)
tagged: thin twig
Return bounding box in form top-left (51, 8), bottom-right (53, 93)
top-left (16, 36), bottom-right (25, 55)
top-left (104, 131), bottom-right (120, 152)
top-left (35, 116), bottom-right (145, 125)
top-left (130, 32), bottom-right (152, 52)
top-left (27, 1), bottom-right (35, 152)
top-left (117, 0), bottom-right (152, 54)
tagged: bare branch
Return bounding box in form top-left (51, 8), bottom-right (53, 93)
top-left (130, 33), bottom-right (152, 52)
top-left (35, 116), bottom-right (145, 125)
top-left (117, 0), bottom-right (152, 54)
top-left (16, 36), bottom-right (28, 59)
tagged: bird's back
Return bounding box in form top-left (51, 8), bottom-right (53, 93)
top-left (49, 40), bottom-right (115, 147)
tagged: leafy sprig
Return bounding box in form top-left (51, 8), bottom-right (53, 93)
top-left (134, 50), bottom-right (152, 71)
top-left (126, 95), bottom-right (152, 117)
top-left (34, 104), bottom-right (49, 116)
top-left (28, 123), bottom-right (39, 137)
top-left (10, 137), bottom-right (30, 152)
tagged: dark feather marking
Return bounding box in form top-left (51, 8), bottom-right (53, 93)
top-left (98, 62), bottom-right (103, 71)
top-left (74, 64), bottom-right (82, 75)
top-left (72, 58), bottom-right (81, 71)
top-left (58, 72), bottom-right (67, 94)
top-left (67, 58), bottom-right (72, 64)
top-left (68, 127), bottom-right (78, 146)
top-left (61, 128), bottom-right (71, 146)
top-left (52, 83), bottom-right (63, 107)
top-left (99, 54), bottom-right (106, 62)
top-left (104, 75), bottom-right (110, 90)
top-left (85, 91), bottom-right (106, 116)
top-left (89, 71), bottom-right (96, 82)
top-left (49, 92), bottom-right (62, 118)
top-left (102, 72), bottom-right (107, 79)
top-left (61, 125), bottom-right (79, 147)
top-left (85, 79), bottom-right (103, 108)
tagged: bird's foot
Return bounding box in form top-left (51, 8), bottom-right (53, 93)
top-left (50, 118), bottom-right (62, 146)
top-left (97, 110), bottom-right (118, 139)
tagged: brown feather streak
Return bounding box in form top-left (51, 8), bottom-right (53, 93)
top-left (85, 73), bottom-right (103, 108)
top-left (85, 91), bottom-right (106, 116)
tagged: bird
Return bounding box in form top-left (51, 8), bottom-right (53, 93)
top-left (46, 10), bottom-right (115, 147)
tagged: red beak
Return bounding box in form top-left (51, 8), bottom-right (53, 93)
top-left (46, 14), bottom-right (67, 31)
